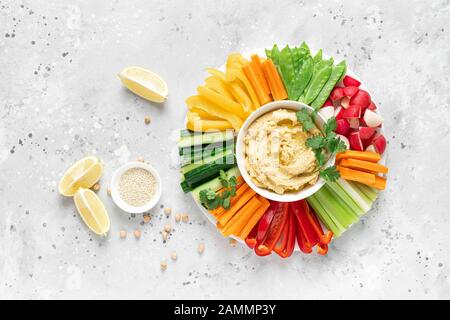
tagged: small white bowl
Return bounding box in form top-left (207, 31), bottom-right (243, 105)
top-left (110, 161), bottom-right (162, 214)
top-left (236, 100), bottom-right (335, 202)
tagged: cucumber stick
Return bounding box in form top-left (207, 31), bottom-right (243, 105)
top-left (181, 148), bottom-right (234, 175)
top-left (191, 167), bottom-right (241, 202)
top-left (178, 130), bottom-right (234, 149)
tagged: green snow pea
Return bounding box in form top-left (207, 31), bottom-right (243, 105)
top-left (279, 46), bottom-right (297, 99)
top-left (311, 60), bottom-right (347, 109)
top-left (291, 55), bottom-right (313, 100)
top-left (300, 57), bottom-right (333, 105)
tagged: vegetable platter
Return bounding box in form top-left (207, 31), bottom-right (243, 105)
top-left (178, 43), bottom-right (388, 258)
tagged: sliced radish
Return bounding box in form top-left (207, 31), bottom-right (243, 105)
top-left (365, 144), bottom-right (377, 152)
top-left (322, 98), bottom-right (333, 108)
top-left (335, 119), bottom-right (350, 135)
top-left (334, 106), bottom-right (343, 120)
top-left (359, 127), bottom-right (376, 140)
top-left (348, 131), bottom-right (364, 151)
top-left (342, 105), bottom-right (361, 119)
top-left (372, 134), bottom-right (386, 154)
top-left (330, 87), bottom-right (345, 101)
top-left (359, 117), bottom-right (367, 127)
top-left (347, 118), bottom-right (360, 129)
top-left (343, 86), bottom-right (359, 97)
top-left (363, 133), bottom-right (376, 149)
top-left (350, 90), bottom-right (371, 108)
top-left (341, 96), bottom-right (350, 109)
top-left (364, 109), bottom-right (383, 127)
top-left (336, 134), bottom-right (350, 149)
top-left (367, 101), bottom-right (377, 111)
top-left (318, 106), bottom-right (335, 122)
top-left (343, 75), bottom-right (361, 87)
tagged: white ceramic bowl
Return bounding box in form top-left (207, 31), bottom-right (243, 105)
top-left (236, 100), bottom-right (335, 202)
top-left (110, 161), bottom-right (162, 214)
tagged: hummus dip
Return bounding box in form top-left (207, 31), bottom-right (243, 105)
top-left (244, 108), bottom-right (321, 194)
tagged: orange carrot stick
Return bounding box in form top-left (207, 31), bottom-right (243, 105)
top-left (238, 196), bottom-right (271, 239)
top-left (337, 165), bottom-right (376, 185)
top-left (210, 182), bottom-right (249, 218)
top-left (335, 150), bottom-right (381, 163)
top-left (220, 196), bottom-right (262, 237)
top-left (262, 60), bottom-right (288, 100)
top-left (251, 55), bottom-right (270, 95)
top-left (243, 63), bottom-right (272, 106)
top-left (339, 158), bottom-right (388, 174)
top-left (369, 176), bottom-right (387, 190)
top-left (218, 187), bottom-right (256, 226)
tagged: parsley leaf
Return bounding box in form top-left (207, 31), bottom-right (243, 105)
top-left (306, 135), bottom-right (325, 150)
top-left (314, 149), bottom-right (326, 167)
top-left (198, 170), bottom-right (239, 210)
top-left (296, 109), bottom-right (315, 131)
top-left (323, 117), bottom-right (337, 135)
top-left (319, 166), bottom-right (340, 182)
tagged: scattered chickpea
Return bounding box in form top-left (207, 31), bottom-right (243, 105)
top-left (134, 229), bottom-right (141, 239)
top-left (136, 156), bottom-right (145, 162)
top-left (144, 116), bottom-right (151, 125)
top-left (171, 251), bottom-right (177, 261)
top-left (92, 183), bottom-right (100, 192)
top-left (162, 231), bottom-right (168, 241)
top-left (229, 239), bottom-right (238, 246)
top-left (143, 214), bottom-right (151, 223)
top-left (198, 243), bottom-right (205, 254)
top-left (107, 188), bottom-right (111, 196)
top-left (164, 223), bottom-right (172, 233)
top-left (119, 229), bottom-right (127, 239)
top-left (175, 214), bottom-right (181, 222)
top-left (182, 214), bottom-right (189, 223)
top-left (160, 261), bottom-right (167, 271)
top-left (164, 207), bottom-right (172, 216)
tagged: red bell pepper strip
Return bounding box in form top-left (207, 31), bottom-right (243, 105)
top-left (309, 206), bottom-right (333, 245)
top-left (255, 201), bottom-right (280, 246)
top-left (317, 243), bottom-right (328, 255)
top-left (274, 209), bottom-right (296, 258)
top-left (255, 202), bottom-right (289, 256)
top-left (245, 223), bottom-right (259, 249)
top-left (290, 200), bottom-right (320, 247)
top-left (296, 223), bottom-right (312, 254)
top-left (273, 211), bottom-right (290, 254)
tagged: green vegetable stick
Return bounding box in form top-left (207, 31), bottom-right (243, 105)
top-left (271, 44), bottom-right (281, 66)
top-left (292, 56), bottom-right (313, 100)
top-left (279, 46), bottom-right (296, 97)
top-left (311, 60), bottom-right (347, 109)
top-left (301, 60), bottom-right (333, 104)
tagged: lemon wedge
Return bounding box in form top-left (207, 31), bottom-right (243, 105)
top-left (73, 188), bottom-right (110, 236)
top-left (118, 66), bottom-right (168, 103)
top-left (58, 156), bottom-right (104, 196)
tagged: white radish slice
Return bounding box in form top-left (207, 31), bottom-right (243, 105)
top-left (341, 96), bottom-right (350, 109)
top-left (365, 144), bottom-right (377, 152)
top-left (364, 109), bottom-right (384, 128)
top-left (318, 106), bottom-right (335, 122)
top-left (336, 134), bottom-right (350, 149)
top-left (348, 118), bottom-right (359, 129)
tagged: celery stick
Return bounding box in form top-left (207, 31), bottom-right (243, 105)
top-left (314, 187), bottom-right (353, 229)
top-left (352, 182), bottom-right (378, 202)
top-left (336, 179), bottom-right (372, 213)
top-left (326, 181), bottom-right (365, 215)
top-left (323, 184), bottom-right (359, 224)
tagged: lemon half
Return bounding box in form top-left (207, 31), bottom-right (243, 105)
top-left (58, 156), bottom-right (104, 196)
top-left (73, 188), bottom-right (110, 236)
top-left (118, 66), bottom-right (168, 103)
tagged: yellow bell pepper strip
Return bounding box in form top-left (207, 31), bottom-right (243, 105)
top-left (197, 85), bottom-right (247, 119)
top-left (186, 95), bottom-right (244, 131)
top-left (186, 111), bottom-right (232, 132)
top-left (204, 76), bottom-right (235, 100)
top-left (226, 68), bottom-right (260, 109)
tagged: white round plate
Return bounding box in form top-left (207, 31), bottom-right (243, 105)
top-left (187, 47), bottom-right (387, 246)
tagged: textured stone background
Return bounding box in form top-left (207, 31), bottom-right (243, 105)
top-left (1, 0), bottom-right (449, 299)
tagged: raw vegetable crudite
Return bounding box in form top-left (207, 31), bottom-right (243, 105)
top-left (180, 42), bottom-right (389, 258)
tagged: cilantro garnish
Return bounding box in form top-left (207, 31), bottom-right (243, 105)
top-left (319, 166), bottom-right (341, 182)
top-left (199, 170), bottom-right (238, 210)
